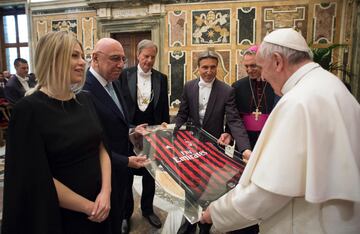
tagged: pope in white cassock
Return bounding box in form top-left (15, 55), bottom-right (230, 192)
top-left (201, 28), bottom-right (360, 234)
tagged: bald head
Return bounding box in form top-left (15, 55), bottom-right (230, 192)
top-left (91, 38), bottom-right (126, 81)
top-left (93, 38), bottom-right (122, 54)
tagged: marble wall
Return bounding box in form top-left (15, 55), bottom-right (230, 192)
top-left (31, 11), bottom-right (97, 60)
top-left (164, 0), bottom-right (354, 106)
top-left (25, 0), bottom-right (357, 103)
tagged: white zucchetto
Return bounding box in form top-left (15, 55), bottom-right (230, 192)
top-left (263, 28), bottom-right (310, 52)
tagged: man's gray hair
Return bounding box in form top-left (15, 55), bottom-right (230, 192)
top-left (137, 39), bottom-right (158, 56)
top-left (197, 50), bottom-right (219, 66)
top-left (258, 42), bottom-right (313, 65)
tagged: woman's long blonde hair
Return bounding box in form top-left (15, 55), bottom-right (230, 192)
top-left (27, 31), bottom-right (85, 97)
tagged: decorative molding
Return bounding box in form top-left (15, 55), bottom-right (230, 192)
top-left (313, 2), bottom-right (337, 44)
top-left (262, 5), bottom-right (307, 40)
top-left (191, 9), bottom-right (231, 45)
top-left (237, 7), bottom-right (256, 45)
top-left (169, 50), bottom-right (186, 108)
top-left (168, 10), bottom-right (186, 47)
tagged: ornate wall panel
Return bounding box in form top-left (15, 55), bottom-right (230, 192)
top-left (191, 50), bottom-right (230, 83)
top-left (237, 7), bottom-right (256, 45)
top-left (262, 5), bottom-right (308, 39)
top-left (168, 11), bottom-right (186, 47)
top-left (164, 0), bottom-right (350, 105)
top-left (32, 11), bottom-right (97, 59)
top-left (236, 49), bottom-right (247, 81)
top-left (36, 20), bottom-right (47, 41)
top-left (52, 19), bottom-right (78, 33)
top-left (169, 51), bottom-right (186, 108)
top-left (82, 17), bottom-right (95, 60)
top-left (313, 2), bottom-right (336, 44)
top-left (191, 9), bottom-right (231, 44)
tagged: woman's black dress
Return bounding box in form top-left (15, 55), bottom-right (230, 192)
top-left (2, 91), bottom-right (110, 234)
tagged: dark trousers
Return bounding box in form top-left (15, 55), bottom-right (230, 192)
top-left (124, 167), bottom-right (155, 218)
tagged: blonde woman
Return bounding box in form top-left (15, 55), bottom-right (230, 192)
top-left (2, 31), bottom-right (112, 234)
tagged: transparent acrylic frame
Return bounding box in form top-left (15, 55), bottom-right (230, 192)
top-left (130, 124), bottom-right (246, 224)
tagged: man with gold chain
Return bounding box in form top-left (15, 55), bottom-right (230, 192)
top-left (119, 39), bottom-right (169, 233)
top-left (232, 45), bottom-right (275, 153)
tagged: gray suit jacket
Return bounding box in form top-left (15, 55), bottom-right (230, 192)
top-left (175, 78), bottom-right (250, 152)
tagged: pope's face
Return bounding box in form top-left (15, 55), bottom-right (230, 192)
top-left (256, 53), bottom-right (282, 95)
top-left (198, 58), bottom-right (217, 83)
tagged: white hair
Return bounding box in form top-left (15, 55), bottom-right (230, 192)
top-left (258, 42), bottom-right (313, 65)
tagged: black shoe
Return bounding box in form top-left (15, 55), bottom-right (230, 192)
top-left (121, 219), bottom-right (130, 234)
top-left (143, 213), bottom-right (162, 228)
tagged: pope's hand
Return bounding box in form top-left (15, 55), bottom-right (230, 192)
top-left (242, 149), bottom-right (252, 162)
top-left (200, 207), bottom-right (212, 224)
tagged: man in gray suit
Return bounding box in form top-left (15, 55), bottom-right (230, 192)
top-left (175, 50), bottom-right (251, 234)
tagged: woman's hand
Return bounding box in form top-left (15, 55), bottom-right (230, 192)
top-left (88, 190), bottom-right (111, 223)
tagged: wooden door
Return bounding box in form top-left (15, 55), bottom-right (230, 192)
top-left (111, 31), bottom-right (151, 68)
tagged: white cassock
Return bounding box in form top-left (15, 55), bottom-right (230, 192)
top-left (209, 62), bottom-right (360, 234)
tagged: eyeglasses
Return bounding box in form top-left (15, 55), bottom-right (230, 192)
top-left (96, 51), bottom-right (127, 63)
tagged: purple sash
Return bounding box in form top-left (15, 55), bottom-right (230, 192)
top-left (242, 113), bottom-right (269, 131)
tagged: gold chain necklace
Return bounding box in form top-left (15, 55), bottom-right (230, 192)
top-left (137, 87), bottom-right (154, 105)
top-left (248, 78), bottom-right (267, 121)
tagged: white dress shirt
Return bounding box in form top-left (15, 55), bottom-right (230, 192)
top-left (198, 77), bottom-right (215, 124)
top-left (137, 64), bottom-right (152, 112)
top-left (16, 74), bottom-right (30, 91)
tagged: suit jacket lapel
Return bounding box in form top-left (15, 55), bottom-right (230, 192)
top-left (202, 79), bottom-right (217, 126)
top-left (87, 71), bottom-right (127, 123)
top-left (152, 71), bottom-right (160, 108)
top-left (127, 69), bottom-right (137, 104)
top-left (113, 81), bottom-right (129, 123)
top-left (192, 79), bottom-right (200, 126)
top-left (15, 78), bottom-right (25, 93)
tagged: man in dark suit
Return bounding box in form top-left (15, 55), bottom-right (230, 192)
top-left (4, 58), bottom-right (36, 104)
top-left (119, 39), bottom-right (169, 233)
top-left (83, 38), bottom-right (147, 234)
top-left (175, 50), bottom-right (251, 234)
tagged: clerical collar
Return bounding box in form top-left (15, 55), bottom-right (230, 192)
top-left (198, 77), bottom-right (215, 88)
top-left (137, 64), bottom-right (152, 78)
top-left (89, 67), bottom-right (108, 88)
top-left (281, 62), bottom-right (320, 95)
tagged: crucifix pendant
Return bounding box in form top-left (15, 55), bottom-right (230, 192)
top-left (252, 108), bottom-right (262, 121)
top-left (142, 98), bottom-right (149, 105)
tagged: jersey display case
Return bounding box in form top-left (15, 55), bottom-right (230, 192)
top-left (130, 124), bottom-right (246, 223)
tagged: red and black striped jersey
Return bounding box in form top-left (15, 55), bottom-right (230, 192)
top-left (143, 129), bottom-right (246, 206)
